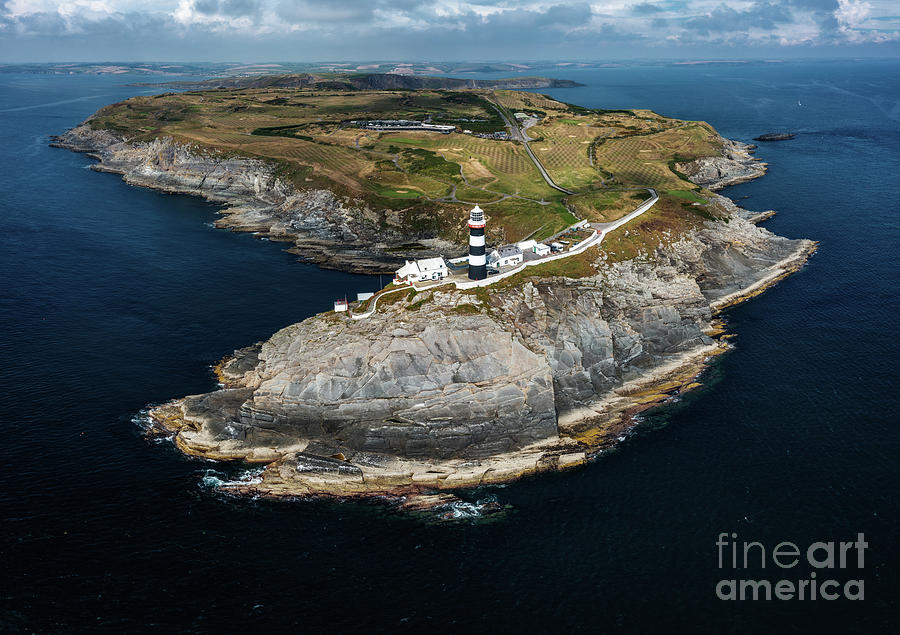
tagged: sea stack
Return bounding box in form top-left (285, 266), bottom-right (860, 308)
top-left (468, 204), bottom-right (487, 280)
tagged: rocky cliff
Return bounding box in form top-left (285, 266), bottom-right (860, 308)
top-left (55, 122), bottom-right (814, 507)
top-left (677, 138), bottom-right (767, 191)
top-left (52, 125), bottom-right (454, 273)
top-left (148, 208), bottom-right (814, 502)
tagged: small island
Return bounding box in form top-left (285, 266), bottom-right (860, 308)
top-left (753, 132), bottom-right (796, 141)
top-left (53, 75), bottom-right (815, 510)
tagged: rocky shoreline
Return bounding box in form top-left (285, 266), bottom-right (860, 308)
top-left (143, 222), bottom-right (814, 509)
top-left (52, 125), bottom-right (453, 273)
top-left (55, 122), bottom-right (816, 511)
top-left (677, 138), bottom-right (768, 191)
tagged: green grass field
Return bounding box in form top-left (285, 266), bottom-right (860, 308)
top-left (568, 190), bottom-right (650, 222)
top-left (593, 124), bottom-right (720, 189)
top-left (88, 85), bottom-right (724, 249)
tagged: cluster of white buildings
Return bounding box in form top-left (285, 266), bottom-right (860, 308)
top-left (393, 257), bottom-right (449, 283)
top-left (391, 206), bottom-right (564, 286)
top-left (462, 130), bottom-right (510, 140)
top-left (485, 239), bottom-right (558, 271)
top-left (351, 119), bottom-right (455, 134)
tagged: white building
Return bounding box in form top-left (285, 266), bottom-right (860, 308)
top-left (394, 257), bottom-right (449, 283)
top-left (354, 120), bottom-right (455, 134)
top-left (517, 239), bottom-right (537, 252)
top-left (533, 243), bottom-right (551, 257)
top-left (488, 244), bottom-right (523, 269)
top-left (334, 299), bottom-right (349, 312)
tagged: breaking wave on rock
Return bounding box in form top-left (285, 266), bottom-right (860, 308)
top-left (131, 407), bottom-right (174, 444)
top-left (437, 494), bottom-right (502, 520)
top-left (200, 468), bottom-right (264, 490)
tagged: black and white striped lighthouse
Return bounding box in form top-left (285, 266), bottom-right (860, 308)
top-left (467, 204), bottom-right (487, 280)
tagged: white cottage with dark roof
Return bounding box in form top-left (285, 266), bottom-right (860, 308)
top-left (488, 244), bottom-right (523, 269)
top-left (394, 257), bottom-right (448, 283)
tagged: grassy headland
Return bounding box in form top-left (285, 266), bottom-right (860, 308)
top-left (86, 80), bottom-right (726, 249)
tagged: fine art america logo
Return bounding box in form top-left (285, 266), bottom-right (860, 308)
top-left (716, 533), bottom-right (868, 601)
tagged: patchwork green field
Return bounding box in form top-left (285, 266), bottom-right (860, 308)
top-left (593, 123), bottom-right (720, 189)
top-left (568, 190), bottom-right (651, 223)
top-left (527, 119), bottom-right (605, 190)
top-left (88, 83), bottom-right (725, 246)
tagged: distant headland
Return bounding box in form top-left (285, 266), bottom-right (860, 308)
top-left (134, 72), bottom-right (583, 91)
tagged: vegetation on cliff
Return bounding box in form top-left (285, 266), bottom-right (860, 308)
top-left (85, 83), bottom-right (728, 248)
top-left (55, 80), bottom-right (816, 505)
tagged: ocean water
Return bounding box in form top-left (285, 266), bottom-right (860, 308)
top-left (0, 61), bottom-right (897, 632)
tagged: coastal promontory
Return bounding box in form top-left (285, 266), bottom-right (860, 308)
top-left (54, 79), bottom-right (815, 507)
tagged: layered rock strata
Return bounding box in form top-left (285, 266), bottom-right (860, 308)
top-left (677, 138), bottom-right (767, 191)
top-left (149, 211), bottom-right (815, 500)
top-left (52, 125), bottom-right (454, 273)
top-left (55, 122), bottom-right (814, 505)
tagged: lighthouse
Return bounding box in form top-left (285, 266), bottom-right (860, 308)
top-left (467, 204), bottom-right (487, 280)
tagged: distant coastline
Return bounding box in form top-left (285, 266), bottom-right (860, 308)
top-left (132, 72), bottom-right (583, 91)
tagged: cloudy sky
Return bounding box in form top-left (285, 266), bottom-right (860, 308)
top-left (1, 0), bottom-right (899, 62)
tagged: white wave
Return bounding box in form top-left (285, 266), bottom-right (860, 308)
top-left (200, 467), bottom-right (264, 490)
top-left (200, 469), bottom-right (228, 489)
top-left (132, 406), bottom-right (176, 443)
top-left (131, 408), bottom-right (153, 431)
top-left (439, 494), bottom-right (499, 519)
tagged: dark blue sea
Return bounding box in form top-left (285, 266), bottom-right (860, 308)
top-left (1, 60), bottom-right (898, 633)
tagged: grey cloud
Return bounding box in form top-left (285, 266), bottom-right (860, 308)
top-left (785, 0), bottom-right (840, 32)
top-left (684, 2), bottom-right (794, 36)
top-left (543, 3), bottom-right (594, 26)
top-left (785, 0), bottom-right (838, 10)
top-left (194, 0), bottom-right (262, 18)
top-left (193, 0), bottom-right (219, 13)
top-left (271, 1), bottom-right (591, 30)
top-left (8, 11), bottom-right (70, 36)
top-left (276, 0), bottom-right (376, 23)
top-left (0, 1), bottom-right (12, 29)
top-left (0, 0), bottom-right (896, 62)
top-left (458, 3), bottom-right (594, 31)
top-left (632, 3), bottom-right (665, 15)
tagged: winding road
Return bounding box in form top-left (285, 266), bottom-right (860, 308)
top-left (346, 103), bottom-right (662, 320)
top-left (488, 100), bottom-right (576, 195)
top-left (348, 188), bottom-right (659, 320)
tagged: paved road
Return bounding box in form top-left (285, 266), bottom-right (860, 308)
top-left (349, 188), bottom-right (659, 319)
top-left (489, 100), bottom-right (576, 195)
top-left (589, 188), bottom-right (659, 233)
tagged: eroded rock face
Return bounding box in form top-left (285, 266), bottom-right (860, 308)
top-left (153, 209), bottom-right (814, 468)
top-left (677, 139), bottom-right (767, 191)
top-left (55, 124), bottom-right (815, 496)
top-left (175, 311), bottom-right (557, 460)
top-left (495, 269), bottom-right (712, 412)
top-left (52, 126), bottom-right (455, 273)
top-left (251, 313), bottom-right (557, 458)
